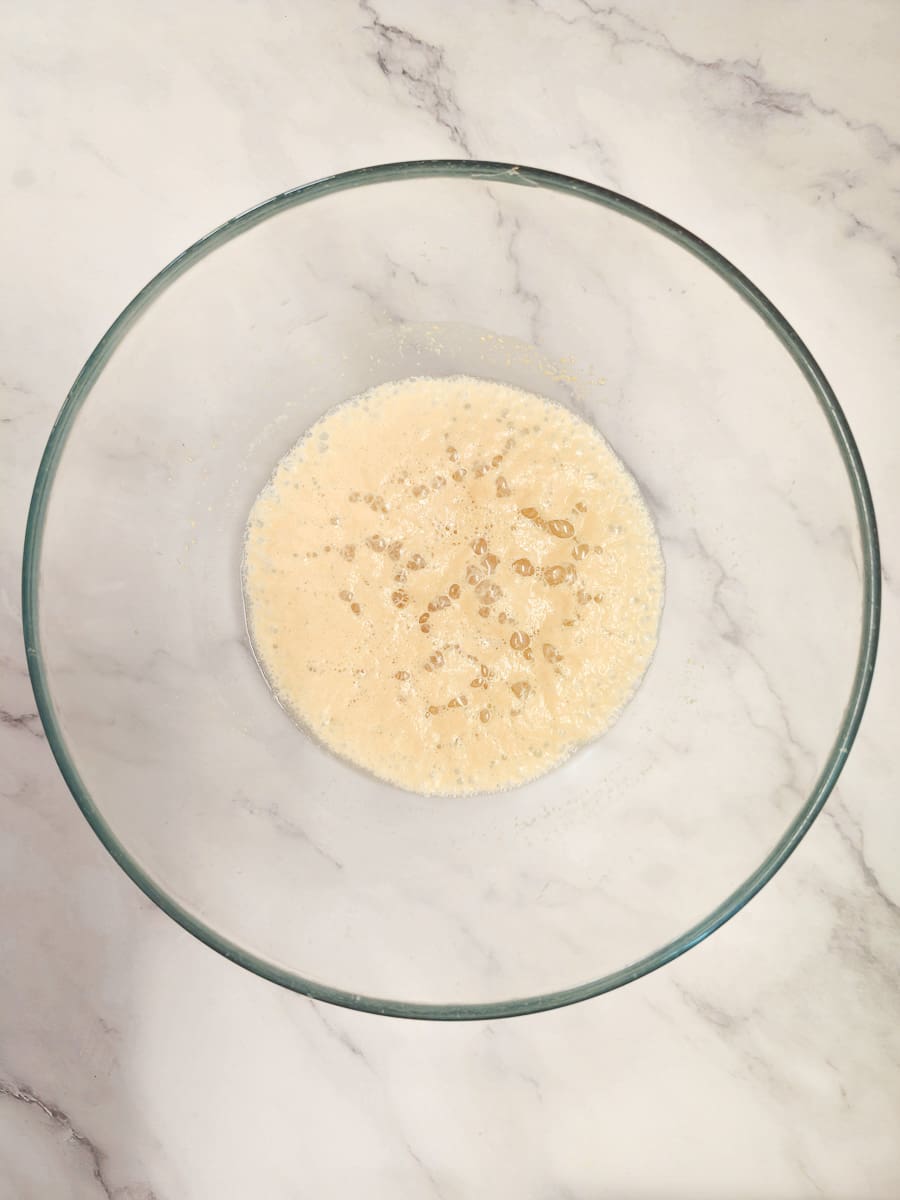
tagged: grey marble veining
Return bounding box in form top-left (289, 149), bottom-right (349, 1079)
top-left (2, 1), bottom-right (899, 1197)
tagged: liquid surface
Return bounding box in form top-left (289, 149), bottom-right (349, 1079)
top-left (243, 376), bottom-right (664, 794)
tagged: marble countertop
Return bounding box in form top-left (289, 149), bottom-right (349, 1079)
top-left (3, 2), bottom-right (900, 1196)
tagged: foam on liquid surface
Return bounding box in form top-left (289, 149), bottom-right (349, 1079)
top-left (243, 376), bottom-right (664, 794)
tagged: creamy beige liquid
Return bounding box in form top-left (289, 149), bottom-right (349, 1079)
top-left (243, 376), bottom-right (664, 794)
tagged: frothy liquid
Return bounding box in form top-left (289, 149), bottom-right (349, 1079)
top-left (243, 376), bottom-right (664, 794)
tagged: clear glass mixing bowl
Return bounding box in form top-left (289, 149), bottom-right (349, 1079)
top-left (23, 162), bottom-right (880, 1018)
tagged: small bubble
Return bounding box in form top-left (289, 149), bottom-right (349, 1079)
top-left (498, 612), bottom-right (508, 624)
top-left (483, 553), bottom-right (499, 574)
top-left (387, 540), bottom-right (403, 560)
top-left (351, 602), bottom-right (361, 615)
top-left (481, 664), bottom-right (490, 678)
top-left (512, 557), bottom-right (534, 577)
top-left (330, 516), bottom-right (340, 526)
top-left (520, 506), bottom-right (540, 522)
top-left (452, 468), bottom-right (467, 482)
top-left (470, 677), bottom-right (483, 688)
top-left (593, 545), bottom-right (604, 555)
top-left (341, 544), bottom-right (356, 561)
top-left (543, 565), bottom-right (567, 586)
top-left (511, 681), bottom-right (531, 700)
top-left (420, 623), bottom-right (431, 633)
top-left (349, 492), bottom-right (361, 502)
top-left (491, 454), bottom-right (504, 467)
top-left (364, 493), bottom-right (374, 504)
top-left (429, 651), bottom-right (444, 669)
top-left (466, 566), bottom-right (483, 586)
top-left (367, 534), bottom-right (386, 552)
top-left (339, 589), bottom-right (353, 602)
top-left (478, 606), bottom-right (490, 618)
top-left (474, 463), bottom-right (489, 477)
top-left (476, 581), bottom-right (502, 604)
top-left (448, 583), bottom-right (461, 599)
top-left (495, 475), bottom-right (511, 497)
top-left (472, 537), bottom-right (488, 556)
top-left (418, 613), bottom-right (430, 624)
top-left (391, 590), bottom-right (409, 608)
top-left (523, 648), bottom-right (534, 662)
top-left (432, 475), bottom-right (446, 489)
top-left (594, 593), bottom-right (604, 604)
top-left (447, 446), bottom-right (460, 462)
top-left (510, 630), bottom-right (530, 651)
top-left (395, 670), bottom-right (410, 681)
top-left (575, 501), bottom-right (588, 513)
top-left (447, 695), bottom-right (468, 709)
top-left (412, 485), bottom-right (429, 499)
top-left (573, 543), bottom-right (590, 561)
top-left (479, 708), bottom-right (492, 724)
top-left (543, 643), bottom-right (562, 663)
top-left (548, 518), bottom-right (574, 538)
top-left (427, 705), bottom-right (441, 716)
top-left (577, 589), bottom-right (592, 605)
top-left (407, 554), bottom-right (426, 570)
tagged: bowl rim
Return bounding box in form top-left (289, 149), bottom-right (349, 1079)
top-left (22, 159), bottom-right (882, 1020)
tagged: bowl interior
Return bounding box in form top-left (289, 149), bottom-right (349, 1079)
top-left (26, 164), bottom-right (877, 1016)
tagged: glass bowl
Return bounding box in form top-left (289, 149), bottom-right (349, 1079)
top-left (23, 161), bottom-right (880, 1019)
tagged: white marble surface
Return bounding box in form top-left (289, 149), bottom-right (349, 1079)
top-left (2, 1), bottom-right (900, 1195)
